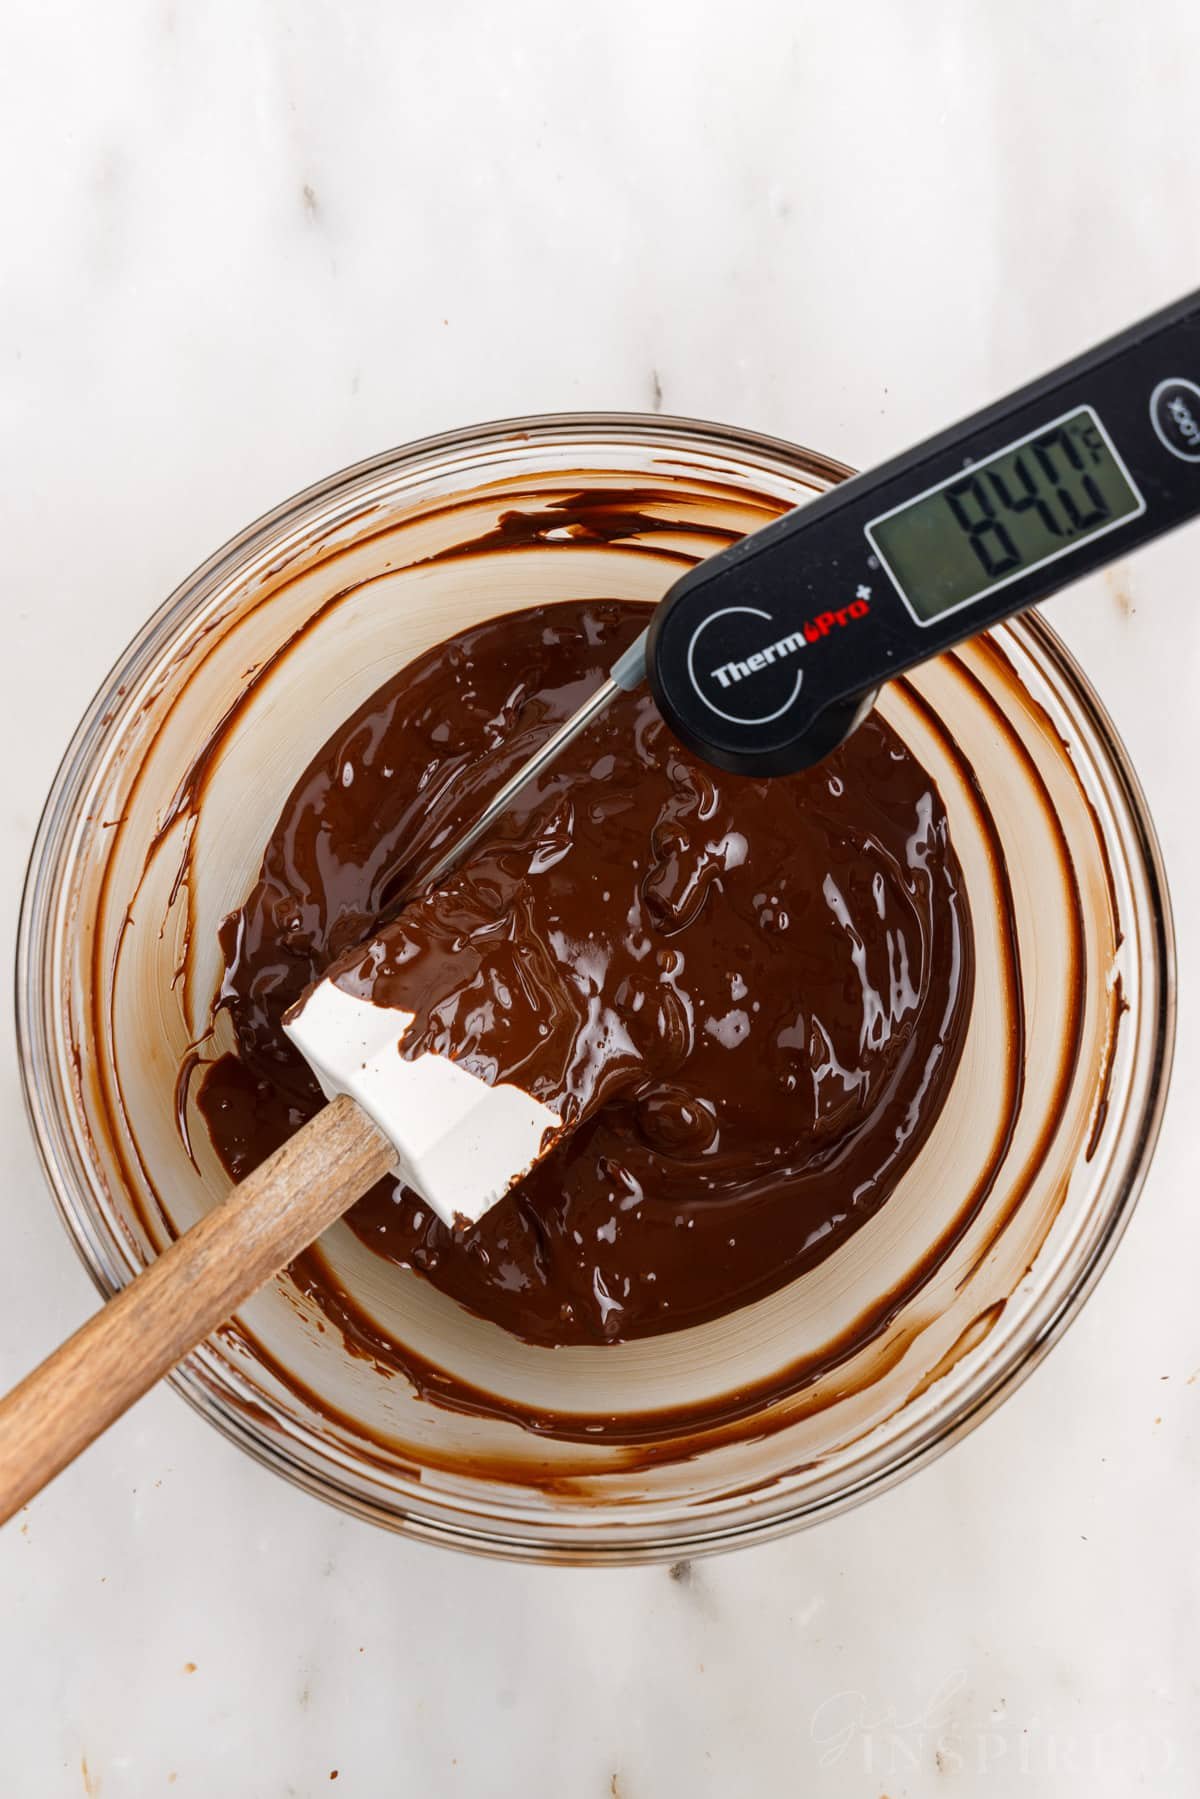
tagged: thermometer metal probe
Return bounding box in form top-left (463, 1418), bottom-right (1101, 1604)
top-left (421, 288), bottom-right (1200, 890)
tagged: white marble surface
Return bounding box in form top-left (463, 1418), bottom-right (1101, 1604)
top-left (2, 2), bottom-right (1199, 1793)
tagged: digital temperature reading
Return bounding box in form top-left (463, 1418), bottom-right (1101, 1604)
top-left (866, 406), bottom-right (1145, 624)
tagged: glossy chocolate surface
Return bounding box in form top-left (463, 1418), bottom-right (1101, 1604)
top-left (199, 598), bottom-right (973, 1347)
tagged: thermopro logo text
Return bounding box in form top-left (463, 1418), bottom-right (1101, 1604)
top-left (709, 593), bottom-right (871, 690)
top-left (685, 587), bottom-right (873, 728)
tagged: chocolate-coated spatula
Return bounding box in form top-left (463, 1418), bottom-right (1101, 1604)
top-left (2, 287), bottom-right (1197, 1523)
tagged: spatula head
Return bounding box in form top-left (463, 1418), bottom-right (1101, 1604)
top-left (284, 979), bottom-right (562, 1230)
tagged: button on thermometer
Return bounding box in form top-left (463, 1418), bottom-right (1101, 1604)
top-left (421, 288), bottom-right (1200, 884)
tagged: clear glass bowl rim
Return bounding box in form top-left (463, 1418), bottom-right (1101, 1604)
top-left (15, 411), bottom-right (1177, 1563)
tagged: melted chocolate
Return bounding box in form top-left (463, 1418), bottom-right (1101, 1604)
top-left (198, 598), bottom-right (974, 1348)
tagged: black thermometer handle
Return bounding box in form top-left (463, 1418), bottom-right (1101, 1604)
top-left (645, 289), bottom-right (1200, 774)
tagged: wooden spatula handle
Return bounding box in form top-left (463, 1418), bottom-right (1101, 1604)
top-left (0, 1094), bottom-right (393, 1525)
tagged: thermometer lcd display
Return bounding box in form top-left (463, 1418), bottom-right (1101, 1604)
top-left (866, 406), bottom-right (1145, 624)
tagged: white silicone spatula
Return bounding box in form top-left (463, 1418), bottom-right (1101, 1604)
top-left (0, 930), bottom-right (572, 1524)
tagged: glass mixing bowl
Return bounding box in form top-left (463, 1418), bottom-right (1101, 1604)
top-left (17, 416), bottom-right (1175, 1563)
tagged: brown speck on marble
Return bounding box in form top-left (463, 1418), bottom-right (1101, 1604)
top-left (1111, 580), bottom-right (1135, 617)
top-left (80, 1755), bottom-right (100, 1796)
top-left (330, 1775), bottom-right (339, 1783)
top-left (651, 368), bottom-right (664, 411)
top-left (668, 1559), bottom-right (692, 1584)
top-left (302, 183), bottom-right (319, 218)
top-left (183, 1661), bottom-right (197, 1674)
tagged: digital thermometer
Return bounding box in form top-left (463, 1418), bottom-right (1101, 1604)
top-left (644, 288), bottom-right (1200, 773)
top-left (420, 290), bottom-right (1200, 889)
